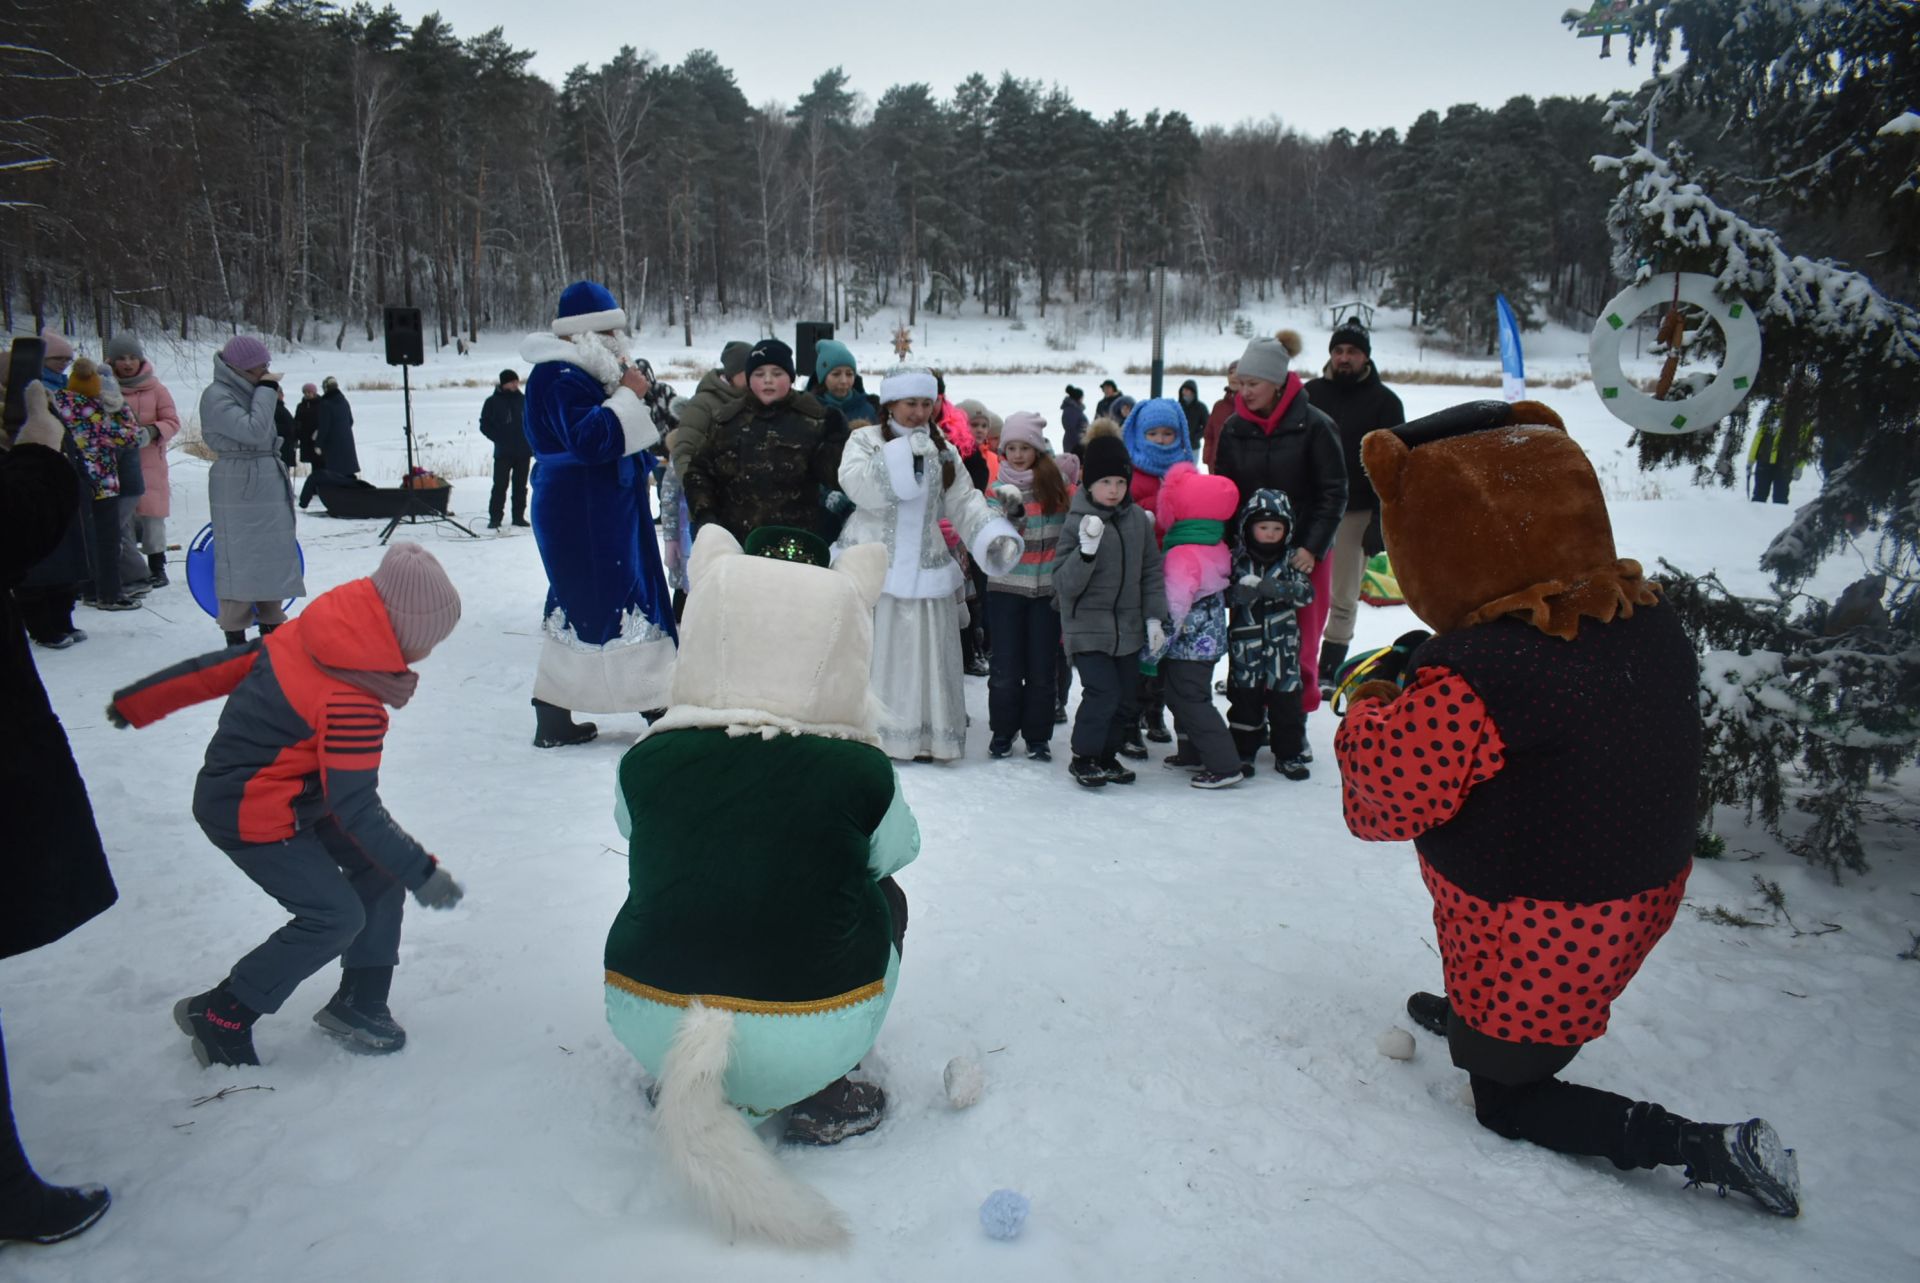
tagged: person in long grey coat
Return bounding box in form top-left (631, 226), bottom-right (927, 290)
top-left (200, 336), bottom-right (303, 644)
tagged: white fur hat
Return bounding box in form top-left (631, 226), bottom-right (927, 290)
top-left (661, 527), bottom-right (888, 743)
top-left (877, 366), bottom-right (938, 403)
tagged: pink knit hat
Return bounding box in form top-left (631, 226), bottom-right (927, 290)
top-left (370, 542), bottom-right (462, 662)
top-left (39, 328), bottom-right (73, 361)
top-left (219, 334), bottom-right (272, 372)
top-left (1000, 411), bottom-right (1048, 454)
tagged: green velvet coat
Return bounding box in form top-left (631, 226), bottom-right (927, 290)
top-left (604, 726), bottom-right (919, 1112)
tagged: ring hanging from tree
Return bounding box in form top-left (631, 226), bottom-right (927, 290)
top-left (1588, 272), bottom-right (1762, 435)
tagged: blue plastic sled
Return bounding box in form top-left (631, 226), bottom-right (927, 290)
top-left (186, 523), bottom-right (304, 621)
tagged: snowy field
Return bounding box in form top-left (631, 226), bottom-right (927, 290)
top-left (7, 310), bottom-right (1918, 1281)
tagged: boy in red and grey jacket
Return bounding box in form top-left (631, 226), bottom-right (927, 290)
top-left (110, 542), bottom-right (466, 1067)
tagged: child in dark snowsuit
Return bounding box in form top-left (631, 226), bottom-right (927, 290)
top-left (1227, 488), bottom-right (1315, 778)
top-left (1052, 425), bottom-right (1169, 788)
top-left (108, 543), bottom-right (469, 1067)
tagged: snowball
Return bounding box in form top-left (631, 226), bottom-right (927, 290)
top-left (943, 1055), bottom-right (986, 1109)
top-left (979, 1188), bottom-right (1030, 1240)
top-left (1376, 1027), bottom-right (1416, 1061)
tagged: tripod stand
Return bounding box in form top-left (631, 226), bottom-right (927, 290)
top-left (379, 362), bottom-right (479, 545)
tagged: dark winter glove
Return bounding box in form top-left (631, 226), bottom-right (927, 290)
top-left (1231, 573), bottom-right (1263, 605)
top-left (105, 700), bottom-right (130, 729)
top-left (413, 865), bottom-right (464, 909)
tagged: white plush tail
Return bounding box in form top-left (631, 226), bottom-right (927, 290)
top-left (654, 1002), bottom-right (850, 1248)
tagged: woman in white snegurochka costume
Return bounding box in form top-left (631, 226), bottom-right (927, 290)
top-left (835, 366), bottom-right (1022, 761)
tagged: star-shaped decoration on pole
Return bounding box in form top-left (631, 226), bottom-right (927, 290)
top-left (891, 323), bottom-right (914, 359)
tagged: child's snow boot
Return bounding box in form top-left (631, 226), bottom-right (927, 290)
top-left (784, 1077), bottom-right (887, 1146)
top-left (1143, 709), bottom-right (1172, 744)
top-left (532, 697), bottom-right (598, 748)
top-left (1679, 1119), bottom-right (1801, 1218)
top-left (1406, 991), bottom-right (1451, 1037)
top-left (173, 983), bottom-right (261, 1068)
top-left (988, 734), bottom-right (1015, 758)
top-left (146, 552), bottom-right (169, 588)
top-left (313, 966), bottom-right (407, 1054)
top-left (1117, 729), bottom-right (1148, 760)
top-left (1190, 769), bottom-right (1241, 790)
top-left (1069, 755), bottom-right (1108, 788)
top-left (1275, 754), bottom-right (1311, 781)
top-left (1026, 742), bottom-right (1051, 762)
top-left (1098, 756), bottom-right (1137, 785)
top-left (222, 630), bottom-right (247, 647)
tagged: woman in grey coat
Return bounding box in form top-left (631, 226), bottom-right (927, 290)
top-left (200, 336), bottom-right (303, 644)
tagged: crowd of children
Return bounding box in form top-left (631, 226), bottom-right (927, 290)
top-left (813, 345), bottom-right (1334, 793)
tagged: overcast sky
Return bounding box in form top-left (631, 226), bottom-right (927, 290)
top-left (394, 0), bottom-right (1661, 136)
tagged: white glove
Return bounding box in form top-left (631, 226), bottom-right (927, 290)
top-left (909, 431), bottom-right (940, 459)
top-left (993, 483), bottom-right (1025, 519)
top-left (985, 534), bottom-right (1022, 574)
top-left (1078, 514), bottom-right (1105, 555)
top-left (99, 380), bottom-right (125, 413)
top-left (1146, 618), bottom-right (1168, 655)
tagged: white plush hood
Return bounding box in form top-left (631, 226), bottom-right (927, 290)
top-left (655, 527), bottom-right (888, 743)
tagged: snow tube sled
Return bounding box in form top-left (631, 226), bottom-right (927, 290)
top-left (1331, 628), bottom-right (1432, 716)
top-left (1359, 551), bottom-right (1404, 607)
top-left (186, 522), bottom-right (304, 620)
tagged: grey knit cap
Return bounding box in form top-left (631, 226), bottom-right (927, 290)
top-left (1237, 337), bottom-right (1293, 386)
top-left (105, 333), bottom-right (145, 363)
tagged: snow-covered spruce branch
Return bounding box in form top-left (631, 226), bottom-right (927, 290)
top-left (1593, 146), bottom-right (1920, 369)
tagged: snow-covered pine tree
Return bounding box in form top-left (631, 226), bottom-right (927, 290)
top-left (1572, 0), bottom-right (1919, 877)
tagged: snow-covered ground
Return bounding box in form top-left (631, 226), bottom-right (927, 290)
top-left (8, 311), bottom-right (1918, 1281)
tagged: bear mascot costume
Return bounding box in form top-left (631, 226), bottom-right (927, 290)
top-left (1334, 399), bottom-right (1800, 1218)
top-left (604, 525), bottom-right (918, 1247)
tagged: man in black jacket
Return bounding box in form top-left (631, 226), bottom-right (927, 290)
top-left (1305, 319), bottom-right (1404, 690)
top-left (479, 369), bottom-right (531, 529)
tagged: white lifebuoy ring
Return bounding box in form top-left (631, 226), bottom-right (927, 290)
top-left (1589, 272), bottom-right (1762, 435)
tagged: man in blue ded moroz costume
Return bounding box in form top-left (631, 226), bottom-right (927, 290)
top-left (518, 281), bottom-right (677, 746)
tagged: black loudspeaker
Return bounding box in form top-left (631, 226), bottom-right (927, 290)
top-left (383, 306), bottom-right (424, 367)
top-left (794, 321), bottom-right (834, 385)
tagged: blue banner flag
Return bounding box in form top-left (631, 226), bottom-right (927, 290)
top-left (1496, 294), bottom-right (1526, 402)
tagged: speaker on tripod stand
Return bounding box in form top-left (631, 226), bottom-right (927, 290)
top-left (375, 305), bottom-right (477, 544)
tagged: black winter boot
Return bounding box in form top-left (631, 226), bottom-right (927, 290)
top-left (1069, 755), bottom-right (1108, 788)
top-left (1406, 991), bottom-right (1451, 1037)
top-left (0, 1024), bottom-right (111, 1245)
top-left (173, 983), bottom-right (261, 1068)
top-left (1098, 756), bottom-right (1137, 785)
top-left (1679, 1119), bottom-right (1802, 1217)
top-left (783, 1077), bottom-right (887, 1146)
top-left (259, 622), bottom-right (279, 636)
top-left (1318, 640), bottom-right (1350, 698)
top-left (223, 630), bottom-right (248, 647)
top-left (532, 698), bottom-right (598, 748)
top-left (1143, 708), bottom-right (1172, 744)
top-left (146, 552), bottom-right (169, 587)
top-left (313, 966), bottom-right (406, 1054)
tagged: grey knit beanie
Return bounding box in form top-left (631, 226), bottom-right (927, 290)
top-left (1237, 337), bottom-right (1293, 386)
top-left (105, 333), bottom-right (145, 363)
top-left (719, 341), bottom-right (753, 378)
top-left (370, 542), bottom-right (463, 663)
